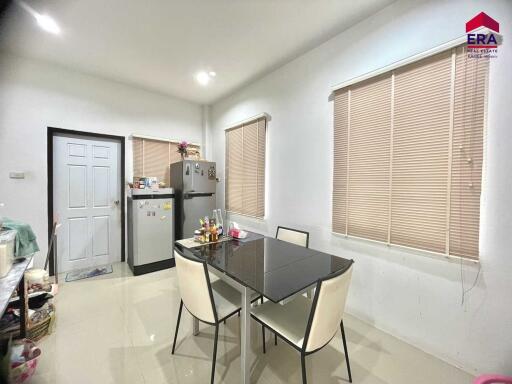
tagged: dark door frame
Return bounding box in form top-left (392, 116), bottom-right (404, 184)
top-left (47, 127), bottom-right (126, 276)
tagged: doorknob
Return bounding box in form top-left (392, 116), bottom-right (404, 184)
top-left (114, 200), bottom-right (120, 206)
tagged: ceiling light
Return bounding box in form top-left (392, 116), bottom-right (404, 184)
top-left (196, 71), bottom-right (211, 86)
top-left (17, 1), bottom-right (62, 35)
top-left (34, 13), bottom-right (61, 34)
top-left (209, 71), bottom-right (217, 77)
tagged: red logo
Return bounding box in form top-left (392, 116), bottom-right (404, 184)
top-left (466, 12), bottom-right (499, 49)
top-left (466, 12), bottom-right (499, 33)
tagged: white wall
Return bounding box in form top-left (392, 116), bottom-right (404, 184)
top-left (0, 53), bottom-right (202, 267)
top-left (210, 0), bottom-right (512, 375)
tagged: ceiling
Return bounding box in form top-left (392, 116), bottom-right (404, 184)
top-left (0, 0), bottom-right (394, 104)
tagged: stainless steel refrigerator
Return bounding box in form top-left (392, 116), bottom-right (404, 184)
top-left (170, 160), bottom-right (217, 239)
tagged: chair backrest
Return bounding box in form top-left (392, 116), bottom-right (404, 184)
top-left (174, 250), bottom-right (217, 324)
top-left (275, 226), bottom-right (309, 248)
top-left (304, 262), bottom-right (353, 352)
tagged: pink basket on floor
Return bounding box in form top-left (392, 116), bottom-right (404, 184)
top-left (9, 339), bottom-right (41, 384)
top-left (474, 375), bottom-right (512, 384)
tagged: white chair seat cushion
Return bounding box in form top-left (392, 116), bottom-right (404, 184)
top-left (210, 279), bottom-right (261, 321)
top-left (251, 295), bottom-right (312, 348)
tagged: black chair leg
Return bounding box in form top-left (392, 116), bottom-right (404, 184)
top-left (260, 296), bottom-right (264, 304)
top-left (340, 320), bottom-right (352, 383)
top-left (262, 325), bottom-right (266, 354)
top-left (211, 324), bottom-right (219, 384)
top-left (171, 300), bottom-right (183, 354)
top-left (274, 333), bottom-right (277, 345)
top-left (301, 352), bottom-right (307, 384)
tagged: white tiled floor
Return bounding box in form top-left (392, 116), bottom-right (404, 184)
top-left (31, 262), bottom-right (474, 384)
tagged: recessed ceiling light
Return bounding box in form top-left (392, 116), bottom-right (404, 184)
top-left (196, 71), bottom-right (211, 86)
top-left (209, 71), bottom-right (216, 77)
top-left (35, 13), bottom-right (61, 34)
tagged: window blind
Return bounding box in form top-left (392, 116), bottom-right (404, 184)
top-left (348, 75), bottom-right (392, 242)
top-left (391, 50), bottom-right (452, 254)
top-left (332, 46), bottom-right (488, 259)
top-left (143, 139), bottom-right (171, 184)
top-left (225, 117), bottom-right (266, 218)
top-left (449, 46), bottom-right (487, 258)
top-left (132, 137), bottom-right (200, 186)
top-left (132, 137), bottom-right (144, 179)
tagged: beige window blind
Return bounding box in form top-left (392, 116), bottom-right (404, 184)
top-left (349, 75), bottom-right (392, 242)
top-left (391, 51), bottom-right (453, 254)
top-left (332, 46), bottom-right (488, 259)
top-left (132, 137), bottom-right (200, 186)
top-left (449, 46), bottom-right (487, 258)
top-left (225, 117), bottom-right (266, 218)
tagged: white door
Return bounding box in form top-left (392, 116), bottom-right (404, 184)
top-left (53, 134), bottom-right (121, 273)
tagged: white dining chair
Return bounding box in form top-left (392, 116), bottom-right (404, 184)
top-left (252, 262), bottom-right (354, 384)
top-left (275, 225), bottom-right (310, 248)
top-left (267, 226), bottom-right (311, 347)
top-left (172, 250), bottom-right (245, 384)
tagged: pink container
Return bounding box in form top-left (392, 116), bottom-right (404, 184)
top-left (10, 339), bottom-right (41, 384)
top-left (474, 375), bottom-right (512, 384)
top-left (229, 228), bottom-right (240, 238)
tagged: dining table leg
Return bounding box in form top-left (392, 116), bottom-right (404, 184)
top-left (240, 286), bottom-right (251, 384)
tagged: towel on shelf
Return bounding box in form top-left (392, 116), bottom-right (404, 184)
top-left (1, 218), bottom-right (40, 257)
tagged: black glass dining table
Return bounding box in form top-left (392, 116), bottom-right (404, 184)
top-left (174, 232), bottom-right (353, 384)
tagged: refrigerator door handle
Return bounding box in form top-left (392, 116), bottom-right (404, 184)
top-left (184, 192), bottom-right (215, 199)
